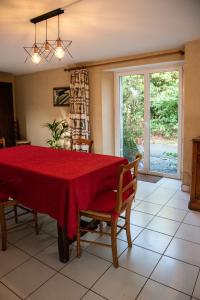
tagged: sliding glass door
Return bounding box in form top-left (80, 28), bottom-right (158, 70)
top-left (115, 66), bottom-right (182, 178)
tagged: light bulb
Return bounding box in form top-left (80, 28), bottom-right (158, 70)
top-left (31, 47), bottom-right (41, 64)
top-left (44, 41), bottom-right (51, 52)
top-left (55, 47), bottom-right (65, 59)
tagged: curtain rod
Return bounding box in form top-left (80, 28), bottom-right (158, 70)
top-left (64, 49), bottom-right (184, 72)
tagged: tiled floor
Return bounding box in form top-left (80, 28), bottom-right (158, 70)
top-left (0, 178), bottom-right (200, 299)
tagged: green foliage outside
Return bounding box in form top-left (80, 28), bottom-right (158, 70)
top-left (121, 75), bottom-right (144, 161)
top-left (150, 71), bottom-right (179, 138)
top-left (122, 71), bottom-right (179, 160)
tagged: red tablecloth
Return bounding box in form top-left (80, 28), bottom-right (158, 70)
top-left (0, 146), bottom-right (127, 238)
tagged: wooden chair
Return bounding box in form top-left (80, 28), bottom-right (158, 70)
top-left (14, 120), bottom-right (30, 146)
top-left (0, 182), bottom-right (39, 251)
top-left (0, 137), bottom-right (6, 148)
top-left (77, 154), bottom-right (142, 268)
top-left (72, 138), bottom-right (93, 153)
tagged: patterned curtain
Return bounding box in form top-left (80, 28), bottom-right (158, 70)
top-left (69, 69), bottom-right (90, 150)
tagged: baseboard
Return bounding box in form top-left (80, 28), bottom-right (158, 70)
top-left (181, 184), bottom-right (190, 193)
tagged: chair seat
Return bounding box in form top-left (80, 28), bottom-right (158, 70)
top-left (88, 189), bottom-right (132, 214)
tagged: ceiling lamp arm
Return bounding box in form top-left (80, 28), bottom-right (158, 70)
top-left (30, 8), bottom-right (64, 24)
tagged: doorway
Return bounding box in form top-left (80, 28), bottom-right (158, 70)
top-left (115, 66), bottom-right (182, 178)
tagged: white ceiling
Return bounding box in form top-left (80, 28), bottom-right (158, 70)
top-left (0, 0), bottom-right (200, 75)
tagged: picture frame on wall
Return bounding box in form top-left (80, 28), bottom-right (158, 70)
top-left (53, 87), bottom-right (70, 106)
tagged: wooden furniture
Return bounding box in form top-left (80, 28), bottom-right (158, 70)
top-left (0, 183), bottom-right (38, 251)
top-left (0, 82), bottom-right (15, 147)
top-left (72, 138), bottom-right (93, 153)
top-left (14, 120), bottom-right (30, 146)
top-left (0, 145), bottom-right (127, 262)
top-left (77, 154), bottom-right (141, 268)
top-left (0, 137), bottom-right (6, 148)
top-left (189, 137), bottom-right (200, 211)
top-left (0, 193), bottom-right (17, 250)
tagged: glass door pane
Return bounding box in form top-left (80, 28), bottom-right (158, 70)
top-left (120, 74), bottom-right (144, 169)
top-left (149, 71), bottom-right (179, 175)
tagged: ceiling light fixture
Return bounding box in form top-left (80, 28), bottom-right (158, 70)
top-left (24, 8), bottom-right (72, 65)
top-left (24, 23), bottom-right (42, 64)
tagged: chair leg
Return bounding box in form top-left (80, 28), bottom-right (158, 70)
top-left (77, 211), bottom-right (81, 257)
top-left (14, 205), bottom-right (18, 224)
top-left (125, 205), bottom-right (132, 248)
top-left (0, 204), bottom-right (7, 251)
top-left (33, 210), bottom-right (39, 235)
top-left (111, 218), bottom-right (118, 268)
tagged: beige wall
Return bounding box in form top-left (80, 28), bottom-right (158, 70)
top-left (15, 68), bottom-right (70, 146)
top-left (182, 40), bottom-right (200, 188)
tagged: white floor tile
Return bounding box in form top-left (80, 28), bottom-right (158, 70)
top-left (159, 179), bottom-right (181, 190)
top-left (86, 235), bottom-right (128, 262)
top-left (73, 231), bottom-right (100, 250)
top-left (41, 221), bottom-right (57, 237)
top-left (175, 223), bottom-right (200, 244)
top-left (134, 229), bottom-right (172, 254)
top-left (171, 190), bottom-right (190, 202)
top-left (137, 279), bottom-right (190, 300)
top-left (158, 206), bottom-right (187, 222)
top-left (184, 211), bottom-right (200, 227)
top-left (132, 198), bottom-right (142, 209)
top-left (136, 182), bottom-right (157, 200)
top-left (26, 273), bottom-right (87, 300)
top-left (144, 188), bottom-right (176, 205)
top-left (167, 191), bottom-right (189, 210)
top-left (135, 201), bottom-right (162, 215)
top-left (130, 211), bottom-right (154, 227)
top-left (61, 251), bottom-right (111, 288)
top-left (165, 237), bottom-right (200, 267)
top-left (92, 266), bottom-right (146, 300)
top-left (151, 256), bottom-right (199, 295)
top-left (0, 246), bottom-right (29, 278)
top-left (193, 272), bottom-right (200, 299)
top-left (7, 224), bottom-right (35, 244)
top-left (1, 258), bottom-right (56, 299)
top-left (147, 217), bottom-right (180, 236)
top-left (119, 245), bottom-right (161, 277)
top-left (117, 224), bottom-right (143, 242)
top-left (37, 214), bottom-right (54, 225)
top-left (154, 177), bottom-right (168, 186)
top-left (15, 232), bottom-right (56, 255)
top-left (82, 291), bottom-right (105, 300)
top-left (0, 282), bottom-right (21, 300)
top-left (35, 242), bottom-right (76, 271)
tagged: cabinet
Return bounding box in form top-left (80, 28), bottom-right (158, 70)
top-left (0, 82), bottom-right (15, 146)
top-left (189, 137), bottom-right (200, 211)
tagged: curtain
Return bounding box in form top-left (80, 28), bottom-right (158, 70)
top-left (69, 69), bottom-right (90, 150)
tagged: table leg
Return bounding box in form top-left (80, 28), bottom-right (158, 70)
top-left (57, 222), bottom-right (69, 263)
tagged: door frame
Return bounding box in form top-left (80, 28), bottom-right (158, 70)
top-left (114, 63), bottom-right (183, 179)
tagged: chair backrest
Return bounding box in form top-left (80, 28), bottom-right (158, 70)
top-left (72, 138), bottom-right (93, 153)
top-left (0, 137), bottom-right (6, 148)
top-left (115, 154), bottom-right (142, 213)
top-left (14, 120), bottom-right (21, 140)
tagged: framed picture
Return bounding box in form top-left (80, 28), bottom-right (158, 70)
top-left (53, 87), bottom-right (70, 106)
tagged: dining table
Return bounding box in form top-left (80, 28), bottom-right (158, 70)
top-left (0, 145), bottom-right (128, 262)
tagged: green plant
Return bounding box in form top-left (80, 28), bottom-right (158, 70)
top-left (44, 119), bottom-right (69, 149)
top-left (162, 151), bottom-right (178, 159)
